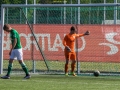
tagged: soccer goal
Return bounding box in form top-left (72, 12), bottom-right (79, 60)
top-left (1, 4), bottom-right (120, 76)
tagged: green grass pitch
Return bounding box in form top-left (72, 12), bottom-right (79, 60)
top-left (2, 60), bottom-right (120, 90)
top-left (0, 74), bottom-right (120, 90)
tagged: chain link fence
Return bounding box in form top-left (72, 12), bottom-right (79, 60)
top-left (0, 0), bottom-right (119, 22)
top-left (4, 6), bottom-right (120, 24)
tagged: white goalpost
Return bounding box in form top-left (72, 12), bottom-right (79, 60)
top-left (1, 3), bottom-right (120, 75)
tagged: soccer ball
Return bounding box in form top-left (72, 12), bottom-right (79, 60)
top-left (93, 70), bottom-right (100, 77)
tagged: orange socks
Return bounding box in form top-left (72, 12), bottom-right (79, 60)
top-left (65, 64), bottom-right (68, 73)
top-left (71, 63), bottom-right (75, 73)
top-left (65, 63), bottom-right (76, 74)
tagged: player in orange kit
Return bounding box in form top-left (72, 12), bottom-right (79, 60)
top-left (63, 26), bottom-right (90, 76)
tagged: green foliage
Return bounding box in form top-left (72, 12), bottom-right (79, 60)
top-left (0, 0), bottom-right (116, 5)
top-left (0, 0), bottom-right (119, 24)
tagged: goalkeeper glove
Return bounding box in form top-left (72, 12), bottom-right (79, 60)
top-left (65, 46), bottom-right (71, 52)
top-left (84, 31), bottom-right (90, 35)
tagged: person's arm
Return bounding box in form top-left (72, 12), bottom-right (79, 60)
top-left (76, 31), bottom-right (90, 37)
top-left (63, 36), bottom-right (71, 52)
top-left (63, 39), bottom-right (67, 47)
top-left (9, 38), bottom-right (17, 55)
top-left (76, 34), bottom-right (84, 37)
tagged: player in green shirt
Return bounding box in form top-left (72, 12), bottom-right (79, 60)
top-left (1, 24), bottom-right (31, 79)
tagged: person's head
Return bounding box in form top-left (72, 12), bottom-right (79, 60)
top-left (3, 24), bottom-right (12, 32)
top-left (70, 26), bottom-right (76, 34)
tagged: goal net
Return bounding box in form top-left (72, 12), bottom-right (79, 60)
top-left (1, 4), bottom-right (120, 75)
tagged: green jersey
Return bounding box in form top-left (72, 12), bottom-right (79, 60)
top-left (10, 29), bottom-right (22, 49)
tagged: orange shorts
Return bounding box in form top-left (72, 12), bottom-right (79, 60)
top-left (64, 51), bottom-right (76, 60)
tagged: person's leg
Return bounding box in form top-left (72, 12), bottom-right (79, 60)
top-left (18, 60), bottom-right (30, 76)
top-left (1, 49), bottom-right (15, 79)
top-left (70, 52), bottom-right (77, 76)
top-left (1, 59), bottom-right (13, 79)
top-left (71, 60), bottom-right (76, 73)
top-left (17, 48), bottom-right (30, 78)
top-left (6, 59), bottom-right (14, 76)
top-left (65, 59), bottom-right (69, 75)
top-left (64, 52), bottom-right (70, 75)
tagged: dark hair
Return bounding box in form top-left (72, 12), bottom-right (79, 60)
top-left (70, 26), bottom-right (75, 31)
top-left (3, 24), bottom-right (10, 30)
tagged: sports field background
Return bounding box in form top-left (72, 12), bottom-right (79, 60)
top-left (1, 2), bottom-right (120, 76)
top-left (3, 24), bottom-right (120, 75)
top-left (1, 1), bottom-right (120, 90)
top-left (3, 60), bottom-right (120, 75)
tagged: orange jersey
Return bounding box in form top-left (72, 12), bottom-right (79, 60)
top-left (63, 33), bottom-right (84, 52)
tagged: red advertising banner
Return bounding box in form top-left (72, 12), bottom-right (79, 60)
top-left (3, 24), bottom-right (120, 62)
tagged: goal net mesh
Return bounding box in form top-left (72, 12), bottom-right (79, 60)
top-left (2, 5), bottom-right (120, 75)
